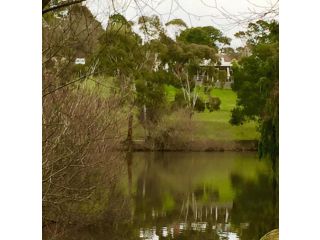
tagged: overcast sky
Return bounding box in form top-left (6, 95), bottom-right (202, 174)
top-left (85, 0), bottom-right (278, 47)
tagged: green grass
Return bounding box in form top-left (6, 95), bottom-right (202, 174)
top-left (164, 84), bottom-right (177, 102)
top-left (192, 88), bottom-right (259, 141)
top-left (78, 75), bottom-right (115, 98)
top-left (80, 78), bottom-right (259, 141)
top-left (141, 86), bottom-right (259, 141)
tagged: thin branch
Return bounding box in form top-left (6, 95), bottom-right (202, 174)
top-left (42, 0), bottom-right (86, 15)
top-left (43, 0), bottom-right (52, 9)
top-left (43, 74), bottom-right (87, 98)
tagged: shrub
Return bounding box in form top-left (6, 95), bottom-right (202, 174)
top-left (206, 96), bottom-right (221, 111)
top-left (219, 70), bottom-right (227, 88)
top-left (229, 107), bottom-right (245, 125)
top-left (194, 98), bottom-right (206, 112)
top-left (150, 109), bottom-right (195, 150)
top-left (203, 86), bottom-right (213, 94)
top-left (172, 90), bottom-right (187, 110)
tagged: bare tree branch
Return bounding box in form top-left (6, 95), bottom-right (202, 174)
top-left (43, 0), bottom-right (52, 9)
top-left (42, 0), bottom-right (86, 15)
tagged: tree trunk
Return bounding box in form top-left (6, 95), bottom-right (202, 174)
top-left (143, 104), bottom-right (148, 140)
top-left (126, 152), bottom-right (133, 196)
top-left (127, 113), bottom-right (133, 143)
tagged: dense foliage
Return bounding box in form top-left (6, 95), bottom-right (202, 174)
top-left (231, 20), bottom-right (279, 162)
top-left (207, 96), bottom-right (221, 111)
top-left (177, 26), bottom-right (230, 49)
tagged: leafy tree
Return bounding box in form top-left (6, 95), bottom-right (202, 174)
top-left (165, 18), bottom-right (188, 28)
top-left (135, 71), bottom-right (168, 130)
top-left (172, 89), bottom-right (188, 110)
top-left (98, 14), bottom-right (173, 141)
top-left (231, 20), bottom-right (279, 163)
top-left (135, 16), bottom-right (181, 138)
top-left (221, 47), bottom-right (245, 60)
top-left (165, 18), bottom-right (188, 40)
top-left (97, 14), bottom-right (144, 142)
top-left (138, 15), bottom-right (163, 41)
top-left (153, 25), bottom-right (230, 115)
top-left (153, 32), bottom-right (218, 116)
top-left (177, 26), bottom-right (231, 49)
top-left (218, 69), bottom-right (227, 87)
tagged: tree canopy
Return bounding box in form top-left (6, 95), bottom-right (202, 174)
top-left (177, 26), bottom-right (231, 49)
top-left (231, 20), bottom-right (279, 163)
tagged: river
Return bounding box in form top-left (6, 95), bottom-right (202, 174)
top-left (65, 152), bottom-right (278, 240)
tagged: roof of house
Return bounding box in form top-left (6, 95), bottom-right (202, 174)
top-left (220, 57), bottom-right (232, 67)
top-left (198, 54), bottom-right (233, 67)
top-left (220, 54), bottom-right (233, 62)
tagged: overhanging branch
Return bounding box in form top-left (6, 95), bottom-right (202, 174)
top-left (42, 0), bottom-right (86, 15)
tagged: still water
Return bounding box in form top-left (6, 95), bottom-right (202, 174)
top-left (73, 152), bottom-right (278, 240)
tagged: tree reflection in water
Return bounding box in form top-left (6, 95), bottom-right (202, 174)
top-left (61, 152), bottom-right (278, 240)
top-left (131, 152), bottom-right (278, 240)
top-left (230, 173), bottom-right (278, 240)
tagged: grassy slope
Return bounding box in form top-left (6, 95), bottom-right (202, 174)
top-left (134, 85), bottom-right (259, 141)
top-left (82, 77), bottom-right (259, 141)
top-left (193, 88), bottom-right (259, 141)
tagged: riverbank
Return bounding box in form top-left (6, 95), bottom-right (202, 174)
top-left (130, 89), bottom-right (259, 151)
top-left (134, 88), bottom-right (259, 142)
top-left (130, 139), bottom-right (258, 152)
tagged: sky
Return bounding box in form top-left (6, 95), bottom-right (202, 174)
top-left (85, 0), bottom-right (278, 47)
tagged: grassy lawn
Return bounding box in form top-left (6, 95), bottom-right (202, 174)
top-left (134, 86), bottom-right (259, 141)
top-left (81, 77), bottom-right (259, 141)
top-left (192, 88), bottom-right (259, 141)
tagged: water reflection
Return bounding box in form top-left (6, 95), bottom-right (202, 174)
top-left (230, 173), bottom-right (278, 239)
top-left (127, 152), bottom-right (277, 240)
top-left (64, 152), bottom-right (278, 240)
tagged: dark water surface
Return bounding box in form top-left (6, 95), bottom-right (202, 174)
top-left (71, 152), bottom-right (278, 240)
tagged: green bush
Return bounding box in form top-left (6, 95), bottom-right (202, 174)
top-left (150, 110), bottom-right (194, 150)
top-left (206, 96), bottom-right (221, 111)
top-left (194, 98), bottom-right (206, 112)
top-left (204, 86), bottom-right (213, 94)
top-left (229, 107), bottom-right (245, 125)
top-left (172, 90), bottom-right (187, 109)
top-left (217, 70), bottom-right (227, 88)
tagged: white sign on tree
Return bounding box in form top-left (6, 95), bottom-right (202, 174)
top-left (75, 58), bottom-right (85, 65)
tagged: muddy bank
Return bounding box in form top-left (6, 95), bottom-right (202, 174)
top-left (129, 139), bottom-right (258, 152)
